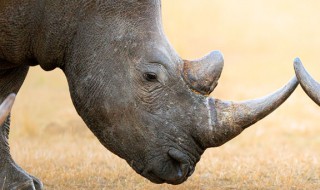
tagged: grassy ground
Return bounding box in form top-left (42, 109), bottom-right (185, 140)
top-left (7, 1), bottom-right (320, 189)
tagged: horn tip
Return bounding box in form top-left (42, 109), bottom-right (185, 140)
top-left (209, 50), bottom-right (224, 64)
top-left (290, 76), bottom-right (299, 87)
top-left (4, 93), bottom-right (16, 107)
top-left (8, 93), bottom-right (16, 98)
top-left (293, 57), bottom-right (303, 70)
top-left (6, 93), bottom-right (16, 102)
top-left (294, 57), bottom-right (302, 64)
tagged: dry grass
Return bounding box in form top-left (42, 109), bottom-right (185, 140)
top-left (7, 1), bottom-right (320, 189)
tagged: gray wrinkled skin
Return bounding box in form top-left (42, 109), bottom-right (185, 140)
top-left (0, 0), bottom-right (298, 188)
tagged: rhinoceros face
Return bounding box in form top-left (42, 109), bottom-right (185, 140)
top-left (63, 0), bottom-right (298, 185)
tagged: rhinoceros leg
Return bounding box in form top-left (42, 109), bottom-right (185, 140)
top-left (0, 66), bottom-right (43, 190)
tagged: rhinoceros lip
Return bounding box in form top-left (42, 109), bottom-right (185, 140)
top-left (145, 170), bottom-right (189, 185)
top-left (145, 171), bottom-right (166, 184)
top-left (139, 148), bottom-right (194, 185)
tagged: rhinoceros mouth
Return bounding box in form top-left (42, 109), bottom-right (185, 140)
top-left (139, 148), bottom-right (196, 185)
top-left (145, 164), bottom-right (194, 185)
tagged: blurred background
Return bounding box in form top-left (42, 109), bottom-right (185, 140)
top-left (9, 0), bottom-right (320, 189)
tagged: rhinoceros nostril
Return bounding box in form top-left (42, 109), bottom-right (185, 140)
top-left (142, 150), bottom-right (193, 184)
top-left (168, 149), bottom-right (190, 180)
top-left (176, 165), bottom-right (183, 178)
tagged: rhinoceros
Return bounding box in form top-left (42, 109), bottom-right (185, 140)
top-left (0, 0), bottom-right (298, 189)
top-left (294, 58), bottom-right (320, 105)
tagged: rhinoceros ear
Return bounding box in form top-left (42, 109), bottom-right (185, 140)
top-left (294, 58), bottom-right (320, 106)
top-left (0, 94), bottom-right (16, 125)
top-left (183, 51), bottom-right (224, 95)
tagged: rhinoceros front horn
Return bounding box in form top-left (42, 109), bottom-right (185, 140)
top-left (197, 63), bottom-right (298, 148)
top-left (0, 93), bottom-right (16, 125)
top-left (183, 51), bottom-right (224, 95)
top-left (294, 58), bottom-right (320, 106)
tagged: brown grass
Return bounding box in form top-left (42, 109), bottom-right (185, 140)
top-left (8, 1), bottom-right (320, 189)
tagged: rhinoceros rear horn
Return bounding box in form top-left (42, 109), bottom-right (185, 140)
top-left (0, 94), bottom-right (16, 125)
top-left (294, 58), bottom-right (320, 106)
top-left (183, 51), bottom-right (224, 95)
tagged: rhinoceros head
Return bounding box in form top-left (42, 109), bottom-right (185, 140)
top-left (62, 0), bottom-right (298, 184)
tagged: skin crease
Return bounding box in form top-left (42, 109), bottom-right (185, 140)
top-left (0, 0), bottom-right (298, 189)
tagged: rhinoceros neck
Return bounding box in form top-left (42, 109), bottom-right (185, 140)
top-left (0, 0), bottom-right (163, 71)
top-left (0, 0), bottom-right (40, 68)
top-left (32, 1), bottom-right (87, 71)
top-left (33, 0), bottom-right (163, 71)
top-left (0, 0), bottom-right (89, 71)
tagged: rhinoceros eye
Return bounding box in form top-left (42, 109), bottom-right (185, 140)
top-left (143, 72), bottom-right (158, 82)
